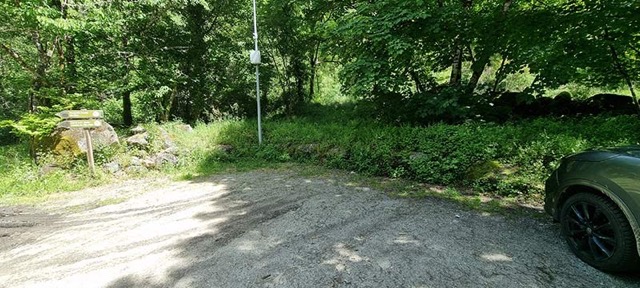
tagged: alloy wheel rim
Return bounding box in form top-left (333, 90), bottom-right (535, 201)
top-left (566, 201), bottom-right (616, 261)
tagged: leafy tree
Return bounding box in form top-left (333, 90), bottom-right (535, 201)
top-left (259, 0), bottom-right (342, 114)
top-left (521, 0), bottom-right (640, 111)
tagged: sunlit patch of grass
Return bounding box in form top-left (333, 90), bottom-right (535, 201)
top-left (379, 178), bottom-right (544, 218)
top-left (176, 159), bottom-right (280, 181)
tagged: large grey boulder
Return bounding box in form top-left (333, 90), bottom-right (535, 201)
top-left (49, 122), bottom-right (119, 156)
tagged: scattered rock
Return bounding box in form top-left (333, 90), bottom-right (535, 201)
top-left (326, 147), bottom-right (346, 159)
top-left (216, 144), bottom-right (234, 154)
top-left (42, 123), bottom-right (188, 174)
top-left (158, 128), bottom-right (176, 150)
top-left (178, 124), bottom-right (193, 132)
top-left (40, 163), bottom-right (62, 176)
top-left (163, 146), bottom-right (180, 155)
top-left (141, 157), bottom-right (156, 169)
top-left (129, 156), bottom-right (143, 167)
top-left (125, 165), bottom-right (147, 174)
top-left (585, 93), bottom-right (636, 115)
top-left (154, 152), bottom-right (179, 167)
top-left (126, 132), bottom-right (149, 148)
top-left (103, 162), bottom-right (121, 174)
top-left (297, 144), bottom-right (318, 155)
top-left (466, 160), bottom-right (517, 181)
top-left (131, 125), bottom-right (146, 134)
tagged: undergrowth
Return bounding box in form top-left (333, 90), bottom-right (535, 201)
top-left (1, 109), bottom-right (638, 204)
top-left (205, 114), bottom-right (640, 198)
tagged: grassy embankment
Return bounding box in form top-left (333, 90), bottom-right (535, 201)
top-left (1, 103), bottom-right (639, 213)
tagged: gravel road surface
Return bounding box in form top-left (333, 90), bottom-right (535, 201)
top-left (1, 169), bottom-right (638, 287)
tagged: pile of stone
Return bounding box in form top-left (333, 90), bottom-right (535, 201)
top-left (103, 125), bottom-right (188, 174)
top-left (44, 122), bottom-right (192, 175)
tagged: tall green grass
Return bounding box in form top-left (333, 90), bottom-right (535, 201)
top-left (0, 144), bottom-right (111, 202)
top-left (2, 112), bottom-right (638, 203)
top-left (204, 114), bottom-right (640, 197)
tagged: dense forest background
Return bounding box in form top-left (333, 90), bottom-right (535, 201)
top-left (1, 0), bottom-right (639, 143)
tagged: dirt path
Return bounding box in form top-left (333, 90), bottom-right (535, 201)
top-left (1, 169), bottom-right (638, 287)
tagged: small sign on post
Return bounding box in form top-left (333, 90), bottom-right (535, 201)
top-left (57, 119), bottom-right (103, 129)
top-left (56, 110), bottom-right (104, 175)
top-left (56, 110), bottom-right (104, 119)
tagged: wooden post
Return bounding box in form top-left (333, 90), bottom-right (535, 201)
top-left (84, 129), bottom-right (95, 175)
top-left (56, 110), bottom-right (103, 176)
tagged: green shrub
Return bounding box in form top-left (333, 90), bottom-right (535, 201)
top-left (4, 108), bottom-right (638, 202)
top-left (200, 114), bottom-right (640, 198)
top-left (102, 98), bottom-right (124, 126)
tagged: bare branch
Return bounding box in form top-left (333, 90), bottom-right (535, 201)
top-left (0, 43), bottom-right (39, 77)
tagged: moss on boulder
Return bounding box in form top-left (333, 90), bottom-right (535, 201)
top-left (47, 122), bottom-right (120, 158)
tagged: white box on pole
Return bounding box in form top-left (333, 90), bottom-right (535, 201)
top-left (250, 50), bottom-right (261, 65)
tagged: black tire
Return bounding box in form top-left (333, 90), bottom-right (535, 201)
top-left (560, 193), bottom-right (640, 273)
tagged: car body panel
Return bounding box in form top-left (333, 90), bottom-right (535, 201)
top-left (545, 149), bottom-right (640, 257)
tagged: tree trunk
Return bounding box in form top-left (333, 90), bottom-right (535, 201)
top-left (290, 55), bottom-right (306, 114)
top-left (466, 64), bottom-right (484, 94)
top-left (465, 0), bottom-right (512, 94)
top-left (64, 35), bottom-right (76, 93)
top-left (409, 69), bottom-right (425, 93)
top-left (608, 42), bottom-right (640, 115)
top-left (123, 90), bottom-right (133, 126)
top-left (161, 88), bottom-right (176, 123)
top-left (449, 46), bottom-right (463, 86)
top-left (262, 85), bottom-right (269, 116)
top-left (449, 0), bottom-right (472, 87)
top-left (604, 28), bottom-right (640, 115)
top-left (309, 58), bottom-right (316, 100)
top-left (122, 36), bottom-right (133, 127)
top-left (296, 69), bottom-right (305, 108)
top-left (492, 54), bottom-right (508, 93)
top-left (0, 43), bottom-right (39, 112)
top-left (58, 0), bottom-right (76, 93)
top-left (32, 31), bottom-right (50, 107)
top-left (183, 3), bottom-right (208, 123)
top-left (309, 42), bottom-right (320, 99)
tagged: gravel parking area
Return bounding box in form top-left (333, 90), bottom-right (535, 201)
top-left (1, 169), bottom-right (638, 287)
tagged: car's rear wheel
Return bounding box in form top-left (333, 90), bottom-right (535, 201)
top-left (560, 193), bottom-right (640, 272)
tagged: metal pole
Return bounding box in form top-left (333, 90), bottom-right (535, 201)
top-left (255, 66), bottom-right (262, 145)
top-left (252, 0), bottom-right (259, 52)
top-left (252, 0), bottom-right (263, 145)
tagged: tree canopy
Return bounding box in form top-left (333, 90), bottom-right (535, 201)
top-left (1, 0), bottom-right (638, 137)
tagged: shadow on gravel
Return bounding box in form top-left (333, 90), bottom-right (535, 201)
top-left (106, 174), bottom-right (312, 288)
top-left (104, 172), bottom-right (640, 288)
top-left (614, 273), bottom-right (640, 282)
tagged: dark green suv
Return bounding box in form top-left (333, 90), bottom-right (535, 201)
top-left (545, 146), bottom-right (640, 273)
